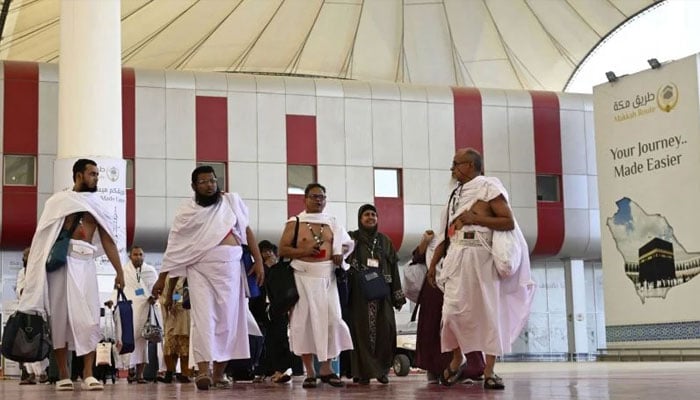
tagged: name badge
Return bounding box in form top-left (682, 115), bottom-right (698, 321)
top-left (314, 248), bottom-right (327, 259)
top-left (367, 258), bottom-right (379, 268)
top-left (447, 225), bottom-right (455, 238)
top-left (135, 288), bottom-right (145, 296)
top-left (172, 293), bottom-right (182, 302)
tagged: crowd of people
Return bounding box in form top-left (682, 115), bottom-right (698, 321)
top-left (12, 149), bottom-right (533, 392)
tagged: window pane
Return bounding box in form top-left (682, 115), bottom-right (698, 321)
top-left (196, 162), bottom-right (227, 191)
top-left (374, 169), bottom-right (400, 198)
top-left (125, 159), bottom-right (134, 189)
top-left (4, 155), bottom-right (36, 186)
top-left (536, 175), bottom-right (560, 202)
top-left (287, 165), bottom-right (316, 195)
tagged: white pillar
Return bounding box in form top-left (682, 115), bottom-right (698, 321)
top-left (564, 259), bottom-right (589, 359)
top-left (56, 0), bottom-right (126, 271)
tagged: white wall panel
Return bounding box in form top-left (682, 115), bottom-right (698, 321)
top-left (285, 76), bottom-right (315, 96)
top-left (137, 87), bottom-right (166, 159)
top-left (560, 109), bottom-right (587, 174)
top-left (316, 97), bottom-right (345, 165)
top-left (165, 159), bottom-right (195, 197)
top-left (256, 200), bottom-right (289, 240)
top-left (585, 210), bottom-right (601, 259)
top-left (255, 76), bottom-right (285, 94)
top-left (398, 83), bottom-right (427, 102)
top-left (342, 80), bottom-right (371, 99)
top-left (509, 172), bottom-right (536, 208)
top-left (490, 171), bottom-right (511, 196)
top-left (38, 62), bottom-right (58, 83)
top-left (135, 69), bottom-right (165, 88)
top-left (513, 206), bottom-right (538, 250)
top-left (505, 89), bottom-right (532, 108)
top-left (563, 174), bottom-right (588, 209)
top-left (559, 209), bottom-right (590, 258)
top-left (429, 169), bottom-right (452, 206)
top-left (37, 154), bottom-right (54, 195)
top-left (403, 169), bottom-right (431, 204)
top-left (507, 106), bottom-right (535, 173)
top-left (243, 199), bottom-right (259, 234)
top-left (228, 92), bottom-right (258, 162)
top-left (229, 161), bottom-right (258, 199)
top-left (134, 196), bottom-right (168, 249)
top-left (165, 89), bottom-right (195, 160)
top-left (480, 88), bottom-right (507, 107)
top-left (370, 81), bottom-right (400, 101)
top-left (557, 92), bottom-right (585, 111)
top-left (166, 197), bottom-right (189, 229)
top-left (401, 101), bottom-right (429, 169)
top-left (37, 193), bottom-right (51, 224)
top-left (285, 94), bottom-right (315, 116)
top-left (194, 71), bottom-right (227, 92)
top-left (164, 71), bottom-right (195, 90)
top-left (482, 105), bottom-right (510, 173)
top-left (587, 175), bottom-right (599, 210)
top-left (256, 93), bottom-right (286, 163)
top-left (345, 202), bottom-right (365, 231)
top-left (325, 202), bottom-right (348, 230)
top-left (257, 163), bottom-right (286, 200)
top-left (430, 204), bottom-right (445, 232)
top-left (317, 165), bottom-right (346, 202)
top-left (314, 78), bottom-right (344, 98)
top-left (425, 85), bottom-right (452, 104)
top-left (135, 158), bottom-right (166, 197)
top-left (38, 81), bottom-right (58, 155)
top-left (226, 74), bottom-right (257, 93)
top-left (372, 100), bottom-right (402, 167)
top-left (344, 98), bottom-right (372, 166)
top-left (427, 102), bottom-right (454, 170)
top-left (345, 166), bottom-right (373, 203)
top-left (403, 204), bottom-right (432, 247)
top-left (584, 109), bottom-right (597, 175)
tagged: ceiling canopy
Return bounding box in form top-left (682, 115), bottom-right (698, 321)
top-left (0, 0), bottom-right (661, 90)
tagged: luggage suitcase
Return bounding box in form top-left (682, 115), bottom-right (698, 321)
top-left (142, 341), bottom-right (159, 381)
top-left (93, 340), bottom-right (117, 384)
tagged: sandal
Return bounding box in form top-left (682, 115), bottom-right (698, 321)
top-left (271, 372), bottom-right (291, 384)
top-left (319, 373), bottom-right (344, 387)
top-left (137, 378), bottom-right (148, 384)
top-left (56, 378), bottom-right (74, 391)
top-left (302, 376), bottom-right (318, 389)
top-left (483, 375), bottom-right (505, 390)
top-left (440, 358), bottom-right (466, 386)
top-left (195, 375), bottom-right (213, 390)
top-left (213, 377), bottom-right (232, 389)
top-left (81, 376), bottom-right (104, 391)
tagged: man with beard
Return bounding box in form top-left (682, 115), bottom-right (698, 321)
top-left (278, 183), bottom-right (354, 389)
top-left (16, 247), bottom-right (49, 385)
top-left (426, 148), bottom-right (534, 390)
top-left (114, 246), bottom-right (159, 383)
top-left (18, 158), bottom-right (125, 391)
top-left (152, 165), bottom-right (264, 390)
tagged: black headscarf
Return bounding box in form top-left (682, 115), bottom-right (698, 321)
top-left (354, 203), bottom-right (379, 255)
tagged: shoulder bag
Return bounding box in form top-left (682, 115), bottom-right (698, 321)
top-left (0, 310), bottom-right (52, 362)
top-left (114, 289), bottom-right (135, 354)
top-left (266, 217), bottom-right (300, 316)
top-left (46, 212), bottom-right (84, 272)
top-left (141, 304), bottom-right (163, 343)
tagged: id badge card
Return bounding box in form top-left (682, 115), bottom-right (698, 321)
top-left (314, 248), bottom-right (327, 259)
top-left (135, 288), bottom-right (145, 296)
top-left (172, 293), bottom-right (182, 302)
top-left (367, 258), bottom-right (379, 268)
top-left (447, 225), bottom-right (455, 238)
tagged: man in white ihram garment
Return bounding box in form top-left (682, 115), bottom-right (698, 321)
top-left (427, 148), bottom-right (534, 391)
top-left (18, 159), bottom-right (125, 391)
top-left (278, 183), bottom-right (354, 389)
top-left (113, 245), bottom-right (160, 383)
top-left (16, 247), bottom-right (49, 385)
top-left (152, 165), bottom-right (264, 390)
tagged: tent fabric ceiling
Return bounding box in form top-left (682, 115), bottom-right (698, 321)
top-left (0, 0), bottom-right (661, 91)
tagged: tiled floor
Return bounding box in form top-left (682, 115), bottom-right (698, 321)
top-left (1, 362), bottom-right (697, 399)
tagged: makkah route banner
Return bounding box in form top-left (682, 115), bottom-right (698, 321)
top-left (593, 53), bottom-right (700, 341)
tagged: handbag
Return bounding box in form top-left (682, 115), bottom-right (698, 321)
top-left (403, 260), bottom-right (427, 303)
top-left (114, 289), bottom-right (135, 354)
top-left (95, 341), bottom-right (113, 366)
top-left (241, 244), bottom-right (261, 298)
top-left (0, 310), bottom-right (52, 362)
top-left (359, 267), bottom-right (390, 301)
top-left (141, 304), bottom-right (163, 343)
top-left (266, 217), bottom-right (300, 316)
top-left (46, 212), bottom-right (84, 272)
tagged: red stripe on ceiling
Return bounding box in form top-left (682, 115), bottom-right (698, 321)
top-left (2, 61), bottom-right (39, 249)
top-left (196, 96), bottom-right (228, 162)
top-left (286, 115), bottom-right (317, 217)
top-left (530, 91), bottom-right (564, 257)
top-left (122, 68), bottom-right (135, 247)
top-left (452, 87), bottom-right (483, 154)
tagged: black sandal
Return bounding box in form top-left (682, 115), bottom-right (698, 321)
top-left (440, 359), bottom-right (465, 386)
top-left (302, 377), bottom-right (318, 389)
top-left (483, 375), bottom-right (505, 390)
top-left (319, 373), bottom-right (344, 387)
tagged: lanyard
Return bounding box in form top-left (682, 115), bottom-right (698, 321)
top-left (136, 267), bottom-right (141, 284)
top-left (367, 237), bottom-right (378, 259)
top-left (451, 184), bottom-right (463, 216)
top-left (306, 223), bottom-right (325, 246)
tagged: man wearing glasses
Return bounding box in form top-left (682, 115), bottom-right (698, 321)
top-left (152, 165), bottom-right (264, 390)
top-left (278, 183), bottom-right (354, 389)
top-left (426, 148), bottom-right (533, 391)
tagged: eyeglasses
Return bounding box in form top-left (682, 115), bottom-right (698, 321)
top-left (451, 160), bottom-right (470, 168)
top-left (196, 179), bottom-right (218, 185)
top-left (307, 194), bottom-right (327, 200)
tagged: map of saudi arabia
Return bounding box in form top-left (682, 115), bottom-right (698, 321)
top-left (607, 197), bottom-right (700, 303)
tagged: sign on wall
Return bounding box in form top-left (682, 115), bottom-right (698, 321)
top-left (594, 53), bottom-right (700, 344)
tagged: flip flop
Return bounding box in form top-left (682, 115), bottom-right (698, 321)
top-left (483, 374), bottom-right (505, 390)
top-left (56, 378), bottom-right (74, 391)
top-left (302, 376), bottom-right (318, 389)
top-left (441, 358), bottom-right (467, 386)
top-left (319, 373), bottom-right (344, 387)
top-left (81, 376), bottom-right (104, 391)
